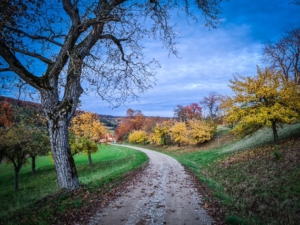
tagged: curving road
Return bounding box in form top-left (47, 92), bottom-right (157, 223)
top-left (88, 145), bottom-right (214, 225)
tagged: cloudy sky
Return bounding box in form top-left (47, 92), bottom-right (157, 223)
top-left (1, 1), bottom-right (299, 117)
top-left (79, 0), bottom-right (299, 117)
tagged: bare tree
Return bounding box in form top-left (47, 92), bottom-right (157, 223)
top-left (0, 0), bottom-right (222, 190)
top-left (200, 91), bottom-right (220, 121)
top-left (262, 28), bottom-right (300, 83)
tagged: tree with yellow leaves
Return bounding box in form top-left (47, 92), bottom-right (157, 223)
top-left (70, 112), bottom-right (107, 165)
top-left (221, 67), bottom-right (300, 144)
top-left (187, 119), bottom-right (216, 145)
top-left (169, 122), bottom-right (189, 147)
top-left (151, 121), bottom-right (174, 146)
top-left (128, 130), bottom-right (148, 144)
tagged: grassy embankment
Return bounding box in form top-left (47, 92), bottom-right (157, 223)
top-left (143, 123), bottom-right (300, 225)
top-left (0, 144), bottom-right (148, 225)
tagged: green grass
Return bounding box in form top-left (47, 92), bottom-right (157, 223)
top-left (0, 144), bottom-right (148, 224)
top-left (142, 123), bottom-right (300, 225)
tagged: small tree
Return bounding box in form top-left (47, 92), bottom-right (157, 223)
top-left (151, 121), bottom-right (173, 146)
top-left (200, 91), bottom-right (221, 121)
top-left (173, 103), bottom-right (202, 122)
top-left (188, 119), bottom-right (216, 145)
top-left (128, 130), bottom-right (148, 144)
top-left (114, 109), bottom-right (146, 142)
top-left (169, 122), bottom-right (189, 147)
top-left (0, 125), bottom-right (30, 192)
top-left (26, 128), bottom-right (50, 174)
top-left (70, 112), bottom-right (107, 165)
top-left (222, 67), bottom-right (300, 144)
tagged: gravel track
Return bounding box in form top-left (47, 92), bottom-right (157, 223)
top-left (88, 145), bottom-right (214, 225)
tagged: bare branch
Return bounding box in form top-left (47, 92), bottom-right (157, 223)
top-left (62, 0), bottom-right (81, 25)
top-left (100, 34), bottom-right (128, 62)
top-left (78, 16), bottom-right (120, 32)
top-left (0, 42), bottom-right (42, 90)
top-left (5, 26), bottom-right (64, 47)
top-left (8, 46), bottom-right (54, 65)
top-left (0, 68), bottom-right (11, 72)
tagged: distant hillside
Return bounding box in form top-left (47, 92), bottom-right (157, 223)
top-left (0, 95), bottom-right (120, 128)
top-left (0, 96), bottom-right (42, 111)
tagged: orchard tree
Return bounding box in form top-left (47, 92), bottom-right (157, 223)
top-left (188, 119), bottom-right (216, 145)
top-left (222, 67), bottom-right (300, 144)
top-left (151, 120), bottom-right (173, 146)
top-left (200, 91), bottom-right (220, 121)
top-left (70, 112), bottom-right (107, 165)
top-left (173, 103), bottom-right (202, 121)
top-left (114, 109), bottom-right (145, 141)
top-left (26, 128), bottom-right (50, 174)
top-left (0, 0), bottom-right (223, 190)
top-left (0, 101), bottom-right (14, 127)
top-left (128, 130), bottom-right (148, 144)
top-left (0, 125), bottom-right (31, 192)
top-left (169, 122), bottom-right (188, 147)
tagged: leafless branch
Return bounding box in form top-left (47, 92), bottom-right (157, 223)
top-left (8, 46), bottom-right (53, 65)
top-left (0, 68), bottom-right (11, 72)
top-left (0, 42), bottom-right (42, 90)
top-left (100, 34), bottom-right (128, 62)
top-left (5, 26), bottom-right (64, 47)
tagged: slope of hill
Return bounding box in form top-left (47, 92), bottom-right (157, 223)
top-left (143, 124), bottom-right (300, 224)
top-left (0, 95), bottom-right (120, 128)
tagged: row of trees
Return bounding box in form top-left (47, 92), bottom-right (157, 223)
top-left (0, 101), bottom-right (50, 192)
top-left (0, 100), bottom-right (108, 191)
top-left (117, 27), bottom-right (300, 147)
top-left (173, 93), bottom-right (221, 122)
top-left (115, 108), bottom-right (216, 147)
top-left (126, 64), bottom-right (300, 148)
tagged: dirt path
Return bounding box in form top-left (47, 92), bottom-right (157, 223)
top-left (88, 145), bottom-right (214, 225)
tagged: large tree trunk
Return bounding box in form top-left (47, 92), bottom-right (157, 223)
top-left (40, 71), bottom-right (82, 190)
top-left (47, 116), bottom-right (80, 190)
top-left (271, 121), bottom-right (279, 145)
top-left (39, 56), bottom-right (83, 190)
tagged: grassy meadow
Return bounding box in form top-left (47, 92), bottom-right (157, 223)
top-left (142, 123), bottom-right (300, 225)
top-left (0, 144), bottom-right (148, 225)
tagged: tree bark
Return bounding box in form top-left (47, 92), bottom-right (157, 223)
top-left (88, 154), bottom-right (92, 166)
top-left (14, 170), bottom-right (19, 192)
top-left (47, 116), bottom-right (80, 189)
top-left (271, 121), bottom-right (279, 145)
top-left (31, 156), bottom-right (36, 174)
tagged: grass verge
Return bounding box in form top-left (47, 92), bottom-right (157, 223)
top-left (0, 144), bottom-right (148, 225)
top-left (139, 123), bottom-right (300, 225)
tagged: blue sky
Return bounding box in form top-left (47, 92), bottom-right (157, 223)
top-left (79, 0), bottom-right (299, 117)
top-left (1, 0), bottom-right (299, 117)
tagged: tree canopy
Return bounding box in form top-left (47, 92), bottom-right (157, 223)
top-left (222, 67), bottom-right (300, 144)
